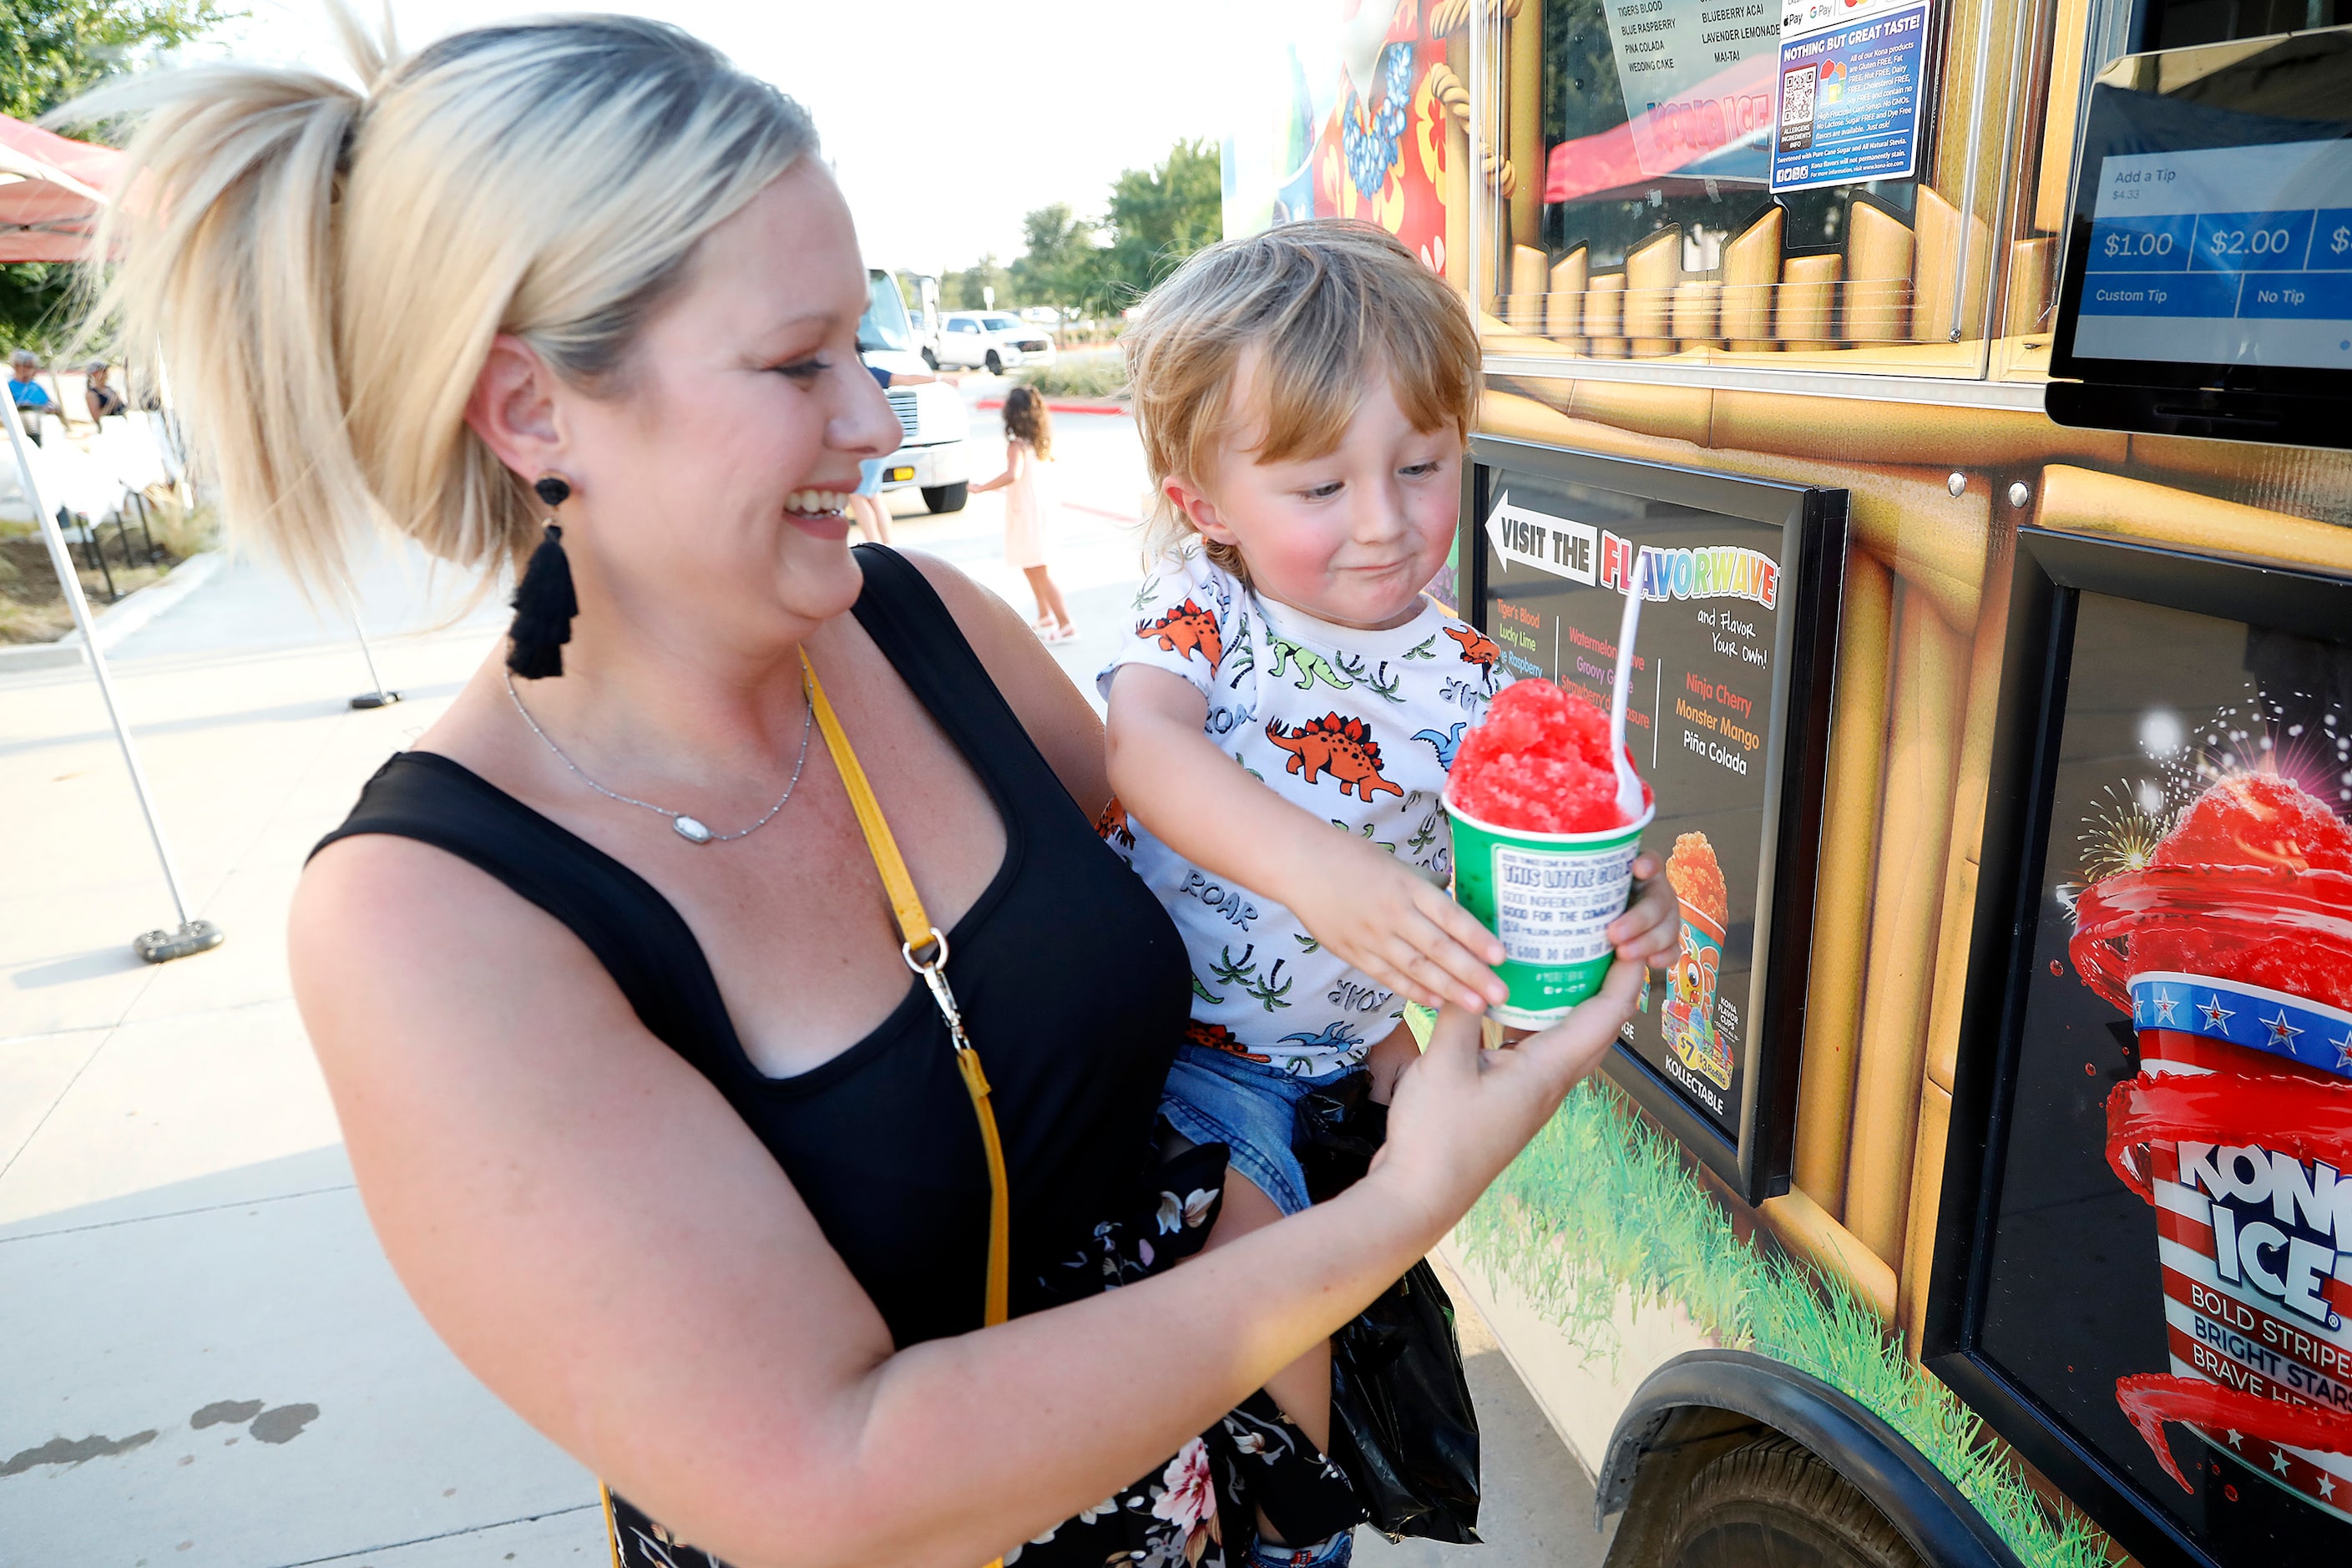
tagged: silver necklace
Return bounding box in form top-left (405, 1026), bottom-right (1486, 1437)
top-left (503, 669), bottom-right (812, 845)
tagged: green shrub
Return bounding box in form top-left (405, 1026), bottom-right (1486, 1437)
top-left (1017, 351), bottom-right (1127, 400)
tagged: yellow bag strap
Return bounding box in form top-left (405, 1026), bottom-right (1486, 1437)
top-left (800, 649), bottom-right (1011, 1332)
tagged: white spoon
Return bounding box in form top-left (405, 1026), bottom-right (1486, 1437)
top-left (1608, 548), bottom-right (1646, 825)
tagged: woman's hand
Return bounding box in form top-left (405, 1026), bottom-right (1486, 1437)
top-left (1361, 963), bottom-right (1642, 1239)
top-left (1610, 853), bottom-right (1680, 971)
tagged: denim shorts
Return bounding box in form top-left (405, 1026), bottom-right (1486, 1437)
top-left (854, 456), bottom-right (887, 497)
top-left (1159, 1044), bottom-right (1357, 1217)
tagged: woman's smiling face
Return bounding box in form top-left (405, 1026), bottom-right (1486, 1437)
top-left (549, 159), bottom-right (903, 653)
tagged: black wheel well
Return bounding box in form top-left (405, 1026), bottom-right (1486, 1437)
top-left (1597, 1350), bottom-right (2026, 1568)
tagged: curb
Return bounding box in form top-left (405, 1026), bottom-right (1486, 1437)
top-left (974, 397), bottom-right (1130, 416)
top-left (0, 548), bottom-right (226, 675)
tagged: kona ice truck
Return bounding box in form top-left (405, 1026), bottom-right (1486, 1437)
top-left (860, 266), bottom-right (970, 513)
top-left (1230, 4), bottom-right (2352, 1565)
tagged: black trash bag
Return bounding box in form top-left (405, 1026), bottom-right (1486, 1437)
top-left (1293, 1070), bottom-right (1388, 1205)
top-left (1293, 1073), bottom-right (1482, 1545)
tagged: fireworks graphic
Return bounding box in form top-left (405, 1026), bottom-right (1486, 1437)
top-left (2077, 686), bottom-right (2349, 889)
top-left (2076, 778), bottom-right (2172, 883)
top-left (2151, 686), bottom-right (2352, 812)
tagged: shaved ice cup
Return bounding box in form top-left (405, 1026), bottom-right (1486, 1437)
top-left (1446, 793), bottom-right (1653, 1028)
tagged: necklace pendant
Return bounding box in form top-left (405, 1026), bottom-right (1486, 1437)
top-left (673, 815), bottom-right (714, 845)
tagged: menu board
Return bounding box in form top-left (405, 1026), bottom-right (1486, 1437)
top-left (1477, 465), bottom-right (1793, 1141)
top-left (1600, 0), bottom-right (1781, 178)
top-left (1934, 534), bottom-right (2352, 1566)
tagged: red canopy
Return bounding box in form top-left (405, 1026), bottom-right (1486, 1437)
top-left (0, 114), bottom-right (124, 263)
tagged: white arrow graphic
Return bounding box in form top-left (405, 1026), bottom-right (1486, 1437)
top-left (1485, 488), bottom-right (1599, 584)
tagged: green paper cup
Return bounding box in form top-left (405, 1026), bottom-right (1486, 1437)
top-left (1446, 792), bottom-right (1653, 1028)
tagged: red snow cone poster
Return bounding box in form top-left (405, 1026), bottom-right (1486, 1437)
top-left (1957, 567), bottom-right (2352, 1565)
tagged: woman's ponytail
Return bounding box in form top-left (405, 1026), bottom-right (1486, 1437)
top-left (70, 28), bottom-right (386, 594)
top-left (58, 6), bottom-right (812, 598)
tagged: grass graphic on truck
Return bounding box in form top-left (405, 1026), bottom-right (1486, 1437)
top-left (1458, 1081), bottom-right (2115, 1568)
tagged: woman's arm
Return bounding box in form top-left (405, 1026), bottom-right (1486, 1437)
top-left (292, 832), bottom-right (1638, 1568)
top-left (905, 548), bottom-right (1109, 817)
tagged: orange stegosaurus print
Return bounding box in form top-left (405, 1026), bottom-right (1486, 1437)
top-left (1137, 598), bottom-right (1222, 670)
top-left (1095, 797), bottom-right (1136, 850)
top-left (1184, 1019), bottom-right (1269, 1062)
top-left (1263, 712), bottom-right (1405, 802)
top-left (1444, 625), bottom-right (1500, 670)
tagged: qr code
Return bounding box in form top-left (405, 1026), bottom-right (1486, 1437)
top-left (1780, 65), bottom-right (1817, 127)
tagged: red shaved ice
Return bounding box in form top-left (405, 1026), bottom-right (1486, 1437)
top-left (2147, 771), bottom-right (2352, 876)
top-left (2127, 771), bottom-right (2352, 1012)
top-left (1448, 679), bottom-right (1650, 833)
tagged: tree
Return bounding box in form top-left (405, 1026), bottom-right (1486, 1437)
top-left (1009, 203), bottom-right (1100, 315)
top-left (1, 0), bottom-right (230, 352)
top-left (2, 0), bottom-right (226, 122)
top-left (0, 264), bottom-right (77, 356)
top-left (941, 253), bottom-right (1014, 313)
top-left (933, 140), bottom-right (1222, 323)
top-left (1094, 139), bottom-right (1222, 308)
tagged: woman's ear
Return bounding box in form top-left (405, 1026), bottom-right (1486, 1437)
top-left (463, 335), bottom-right (566, 482)
top-left (1161, 473), bottom-right (1237, 549)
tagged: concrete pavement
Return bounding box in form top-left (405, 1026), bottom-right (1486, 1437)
top-left (0, 380), bottom-right (1609, 1566)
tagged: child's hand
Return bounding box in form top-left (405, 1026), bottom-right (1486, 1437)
top-left (1608, 854), bottom-right (1680, 972)
top-left (1284, 834), bottom-right (1510, 1014)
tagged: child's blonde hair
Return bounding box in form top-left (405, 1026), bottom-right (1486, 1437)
top-left (63, 6), bottom-right (814, 597)
top-left (1124, 220), bottom-right (1479, 576)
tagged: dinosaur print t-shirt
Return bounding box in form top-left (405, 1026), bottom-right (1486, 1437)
top-left (1098, 549), bottom-right (1507, 1075)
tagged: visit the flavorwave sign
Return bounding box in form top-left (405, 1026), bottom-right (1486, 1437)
top-left (1477, 476), bottom-right (1792, 1134)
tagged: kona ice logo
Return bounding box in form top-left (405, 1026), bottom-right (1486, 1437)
top-left (2173, 1141), bottom-right (2352, 1336)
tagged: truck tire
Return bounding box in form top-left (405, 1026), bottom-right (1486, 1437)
top-left (985, 350), bottom-right (1004, 376)
top-left (1619, 1436), bottom-right (1925, 1568)
top-left (922, 347), bottom-right (938, 371)
top-left (922, 482), bottom-right (968, 514)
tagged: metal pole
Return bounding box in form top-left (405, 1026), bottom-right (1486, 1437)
top-left (347, 603), bottom-right (401, 710)
top-left (130, 488), bottom-right (159, 561)
top-left (1466, 0), bottom-right (1487, 318)
top-left (1947, 0), bottom-right (2001, 342)
top-left (2, 392), bottom-right (221, 963)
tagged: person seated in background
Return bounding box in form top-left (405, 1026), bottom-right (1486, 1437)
top-left (9, 351), bottom-right (53, 443)
top-left (85, 362), bottom-right (128, 421)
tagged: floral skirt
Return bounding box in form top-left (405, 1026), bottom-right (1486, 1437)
top-left (608, 1138), bottom-right (1363, 1568)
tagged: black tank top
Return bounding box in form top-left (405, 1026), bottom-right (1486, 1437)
top-left (313, 545), bottom-right (1192, 1348)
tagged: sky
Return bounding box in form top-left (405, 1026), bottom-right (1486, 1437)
top-left (203, 0), bottom-right (1252, 274)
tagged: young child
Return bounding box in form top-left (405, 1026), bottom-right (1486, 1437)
top-left (973, 384), bottom-right (1075, 642)
top-left (1099, 221), bottom-right (1545, 1565)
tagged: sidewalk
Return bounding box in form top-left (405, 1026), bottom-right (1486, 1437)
top-left (1, 568), bottom-right (603, 1565)
top-left (0, 403), bottom-right (1606, 1565)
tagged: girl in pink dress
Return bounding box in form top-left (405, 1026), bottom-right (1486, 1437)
top-left (974, 385), bottom-right (1074, 642)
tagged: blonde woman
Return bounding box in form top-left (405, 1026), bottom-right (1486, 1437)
top-left (70, 14), bottom-right (1672, 1567)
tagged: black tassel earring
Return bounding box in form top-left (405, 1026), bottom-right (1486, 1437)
top-left (506, 474), bottom-right (578, 679)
